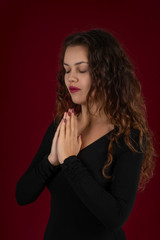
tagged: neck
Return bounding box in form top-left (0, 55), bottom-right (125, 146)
top-left (77, 103), bottom-right (110, 127)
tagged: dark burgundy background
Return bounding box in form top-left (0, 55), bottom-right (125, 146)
top-left (1, 0), bottom-right (160, 239)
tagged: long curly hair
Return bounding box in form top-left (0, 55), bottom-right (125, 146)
top-left (52, 28), bottom-right (158, 192)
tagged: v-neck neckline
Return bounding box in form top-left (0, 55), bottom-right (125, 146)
top-left (78, 128), bottom-right (115, 154)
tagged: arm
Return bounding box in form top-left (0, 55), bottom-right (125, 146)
top-left (61, 132), bottom-right (146, 231)
top-left (15, 121), bottom-right (61, 206)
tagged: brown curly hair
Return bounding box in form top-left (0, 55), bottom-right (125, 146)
top-left (52, 28), bottom-right (158, 192)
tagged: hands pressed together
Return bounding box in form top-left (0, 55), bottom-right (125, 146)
top-left (48, 108), bottom-right (82, 166)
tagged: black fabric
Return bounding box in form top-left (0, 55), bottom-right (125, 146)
top-left (15, 120), bottom-right (146, 240)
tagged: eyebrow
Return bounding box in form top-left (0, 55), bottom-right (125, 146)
top-left (63, 61), bottom-right (89, 66)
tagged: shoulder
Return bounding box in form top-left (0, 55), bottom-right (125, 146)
top-left (112, 127), bottom-right (146, 157)
top-left (48, 116), bottom-right (63, 135)
top-left (47, 120), bottom-right (55, 133)
top-left (43, 119), bottom-right (58, 140)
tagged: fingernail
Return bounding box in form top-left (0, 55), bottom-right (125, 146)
top-left (72, 108), bottom-right (74, 113)
top-left (68, 111), bottom-right (71, 116)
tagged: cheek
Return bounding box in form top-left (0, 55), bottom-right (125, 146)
top-left (83, 76), bottom-right (92, 90)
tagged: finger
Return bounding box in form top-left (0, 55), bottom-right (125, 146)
top-left (73, 110), bottom-right (78, 137)
top-left (56, 118), bottom-right (64, 138)
top-left (78, 134), bottom-right (82, 144)
top-left (57, 117), bottom-right (63, 129)
top-left (55, 114), bottom-right (65, 135)
top-left (70, 110), bottom-right (75, 137)
top-left (66, 110), bottom-right (71, 137)
top-left (60, 111), bottom-right (66, 137)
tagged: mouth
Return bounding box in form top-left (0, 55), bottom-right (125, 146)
top-left (69, 86), bottom-right (81, 92)
top-left (69, 89), bottom-right (81, 93)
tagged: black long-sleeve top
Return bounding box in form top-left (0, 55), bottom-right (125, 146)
top-left (15, 119), bottom-right (146, 240)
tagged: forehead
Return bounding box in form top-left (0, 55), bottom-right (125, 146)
top-left (64, 45), bottom-right (88, 62)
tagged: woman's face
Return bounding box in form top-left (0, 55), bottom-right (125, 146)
top-left (63, 45), bottom-right (92, 105)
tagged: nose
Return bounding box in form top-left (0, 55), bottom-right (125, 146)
top-left (67, 70), bottom-right (78, 82)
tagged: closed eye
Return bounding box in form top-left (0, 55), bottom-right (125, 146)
top-left (65, 70), bottom-right (87, 74)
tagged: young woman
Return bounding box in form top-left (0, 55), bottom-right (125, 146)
top-left (15, 28), bottom-right (156, 240)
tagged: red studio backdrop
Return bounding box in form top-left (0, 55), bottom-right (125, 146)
top-left (1, 0), bottom-right (160, 239)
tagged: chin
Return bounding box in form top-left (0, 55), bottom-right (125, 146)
top-left (71, 99), bottom-right (82, 105)
top-left (70, 96), bottom-right (86, 105)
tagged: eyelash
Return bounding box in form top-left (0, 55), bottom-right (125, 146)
top-left (65, 70), bottom-right (86, 74)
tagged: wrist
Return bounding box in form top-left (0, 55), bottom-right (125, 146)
top-left (48, 154), bottom-right (57, 166)
top-left (60, 155), bottom-right (72, 164)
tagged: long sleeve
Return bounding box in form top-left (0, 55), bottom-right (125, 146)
top-left (15, 121), bottom-right (61, 206)
top-left (61, 131), bottom-right (146, 231)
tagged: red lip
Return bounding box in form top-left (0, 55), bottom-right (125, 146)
top-left (70, 89), bottom-right (80, 93)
